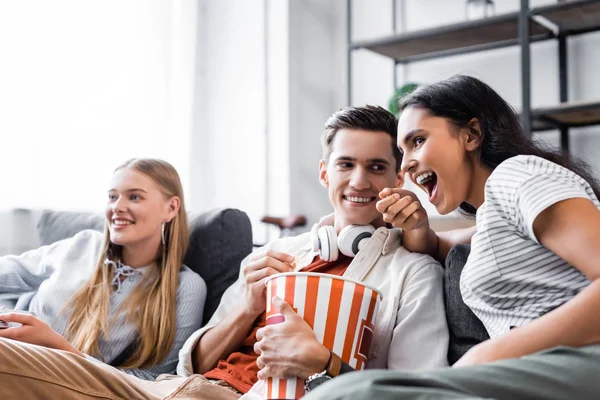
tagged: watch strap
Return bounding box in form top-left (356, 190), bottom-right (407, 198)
top-left (304, 370), bottom-right (331, 392)
top-left (325, 350), bottom-right (342, 377)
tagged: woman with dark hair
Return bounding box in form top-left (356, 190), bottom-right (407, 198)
top-left (305, 75), bottom-right (600, 399)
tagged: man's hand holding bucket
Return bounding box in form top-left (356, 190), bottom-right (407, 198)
top-left (254, 296), bottom-right (330, 380)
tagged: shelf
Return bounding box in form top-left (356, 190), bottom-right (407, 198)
top-left (532, 0), bottom-right (600, 36)
top-left (350, 12), bottom-right (551, 63)
top-left (531, 100), bottom-right (600, 131)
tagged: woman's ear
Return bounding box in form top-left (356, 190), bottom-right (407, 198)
top-left (464, 118), bottom-right (483, 152)
top-left (166, 196), bottom-right (181, 222)
top-left (319, 160), bottom-right (329, 189)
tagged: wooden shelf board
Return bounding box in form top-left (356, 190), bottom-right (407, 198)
top-left (532, 0), bottom-right (600, 35)
top-left (352, 12), bottom-right (550, 62)
top-left (532, 100), bottom-right (600, 130)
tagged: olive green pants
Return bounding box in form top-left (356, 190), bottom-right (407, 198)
top-left (304, 345), bottom-right (600, 400)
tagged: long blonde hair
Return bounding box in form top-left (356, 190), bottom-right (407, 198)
top-left (64, 158), bottom-right (189, 368)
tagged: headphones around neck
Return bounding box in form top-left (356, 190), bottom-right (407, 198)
top-left (312, 224), bottom-right (375, 262)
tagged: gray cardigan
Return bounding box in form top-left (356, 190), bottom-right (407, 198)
top-left (0, 229), bottom-right (206, 380)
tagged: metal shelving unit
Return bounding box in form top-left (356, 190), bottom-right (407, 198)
top-left (350, 11), bottom-right (550, 63)
top-left (530, 0), bottom-right (600, 150)
top-left (347, 0), bottom-right (600, 152)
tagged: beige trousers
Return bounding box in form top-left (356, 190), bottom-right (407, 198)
top-left (0, 338), bottom-right (240, 400)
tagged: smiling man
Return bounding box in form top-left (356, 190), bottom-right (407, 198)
top-left (173, 105), bottom-right (449, 399)
top-left (0, 106), bottom-right (449, 400)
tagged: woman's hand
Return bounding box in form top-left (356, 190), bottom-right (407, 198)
top-left (377, 187), bottom-right (440, 258)
top-left (452, 340), bottom-right (497, 368)
top-left (377, 188), bottom-right (429, 231)
top-left (0, 313), bottom-right (83, 356)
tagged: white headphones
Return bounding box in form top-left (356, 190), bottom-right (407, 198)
top-left (312, 224), bottom-right (376, 262)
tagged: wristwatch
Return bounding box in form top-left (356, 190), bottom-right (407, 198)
top-left (304, 350), bottom-right (343, 392)
top-left (304, 370), bottom-right (332, 392)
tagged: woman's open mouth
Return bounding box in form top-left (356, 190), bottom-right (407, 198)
top-left (415, 172), bottom-right (438, 202)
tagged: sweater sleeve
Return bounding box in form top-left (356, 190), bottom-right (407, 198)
top-left (0, 235), bottom-right (83, 294)
top-left (119, 268), bottom-right (207, 380)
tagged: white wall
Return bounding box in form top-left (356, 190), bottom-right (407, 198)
top-left (190, 0), bottom-right (269, 242)
top-left (190, 0), bottom-right (346, 242)
top-left (0, 0), bottom-right (197, 212)
top-left (288, 0), bottom-right (347, 230)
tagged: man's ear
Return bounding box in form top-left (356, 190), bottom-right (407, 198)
top-left (166, 196), bottom-right (181, 222)
top-left (463, 118), bottom-right (483, 152)
top-left (319, 160), bottom-right (329, 189)
top-left (395, 170), bottom-right (404, 188)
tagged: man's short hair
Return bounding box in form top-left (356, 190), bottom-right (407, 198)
top-left (321, 105), bottom-right (401, 172)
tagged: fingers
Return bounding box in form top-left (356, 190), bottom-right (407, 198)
top-left (378, 187), bottom-right (405, 199)
top-left (244, 251), bottom-right (295, 281)
top-left (377, 189), bottom-right (418, 214)
top-left (382, 198), bottom-right (421, 224)
top-left (256, 358), bottom-right (298, 380)
top-left (376, 193), bottom-right (400, 213)
top-left (256, 326), bottom-right (266, 342)
top-left (257, 365), bottom-right (281, 380)
top-left (0, 328), bottom-right (17, 339)
top-left (272, 297), bottom-right (297, 319)
top-left (256, 354), bottom-right (265, 369)
top-left (249, 249), bottom-right (294, 264)
top-left (376, 186), bottom-right (426, 230)
top-left (248, 256), bottom-right (292, 273)
top-left (257, 362), bottom-right (270, 380)
top-left (245, 266), bottom-right (283, 286)
top-left (0, 313), bottom-right (35, 326)
top-left (378, 195), bottom-right (414, 220)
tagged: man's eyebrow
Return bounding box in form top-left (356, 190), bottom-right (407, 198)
top-left (334, 156), bottom-right (356, 162)
top-left (335, 156), bottom-right (390, 164)
top-left (368, 158), bottom-right (390, 164)
top-left (402, 129), bottom-right (427, 145)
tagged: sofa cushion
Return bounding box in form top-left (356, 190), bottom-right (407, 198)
top-left (185, 208), bottom-right (252, 324)
top-left (37, 208), bottom-right (252, 324)
top-left (444, 244), bottom-right (490, 364)
top-left (37, 210), bottom-right (104, 246)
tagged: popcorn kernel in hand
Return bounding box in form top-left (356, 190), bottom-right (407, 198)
top-left (289, 256), bottom-right (298, 270)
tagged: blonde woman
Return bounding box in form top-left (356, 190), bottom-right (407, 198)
top-left (0, 158), bottom-right (206, 380)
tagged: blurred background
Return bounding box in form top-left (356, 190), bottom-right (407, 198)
top-left (1, 0), bottom-right (599, 253)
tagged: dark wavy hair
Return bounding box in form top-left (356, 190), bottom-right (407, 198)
top-left (399, 75), bottom-right (600, 214)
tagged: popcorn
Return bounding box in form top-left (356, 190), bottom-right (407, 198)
top-left (289, 255), bottom-right (298, 270)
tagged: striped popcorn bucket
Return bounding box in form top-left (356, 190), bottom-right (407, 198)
top-left (263, 272), bottom-right (382, 400)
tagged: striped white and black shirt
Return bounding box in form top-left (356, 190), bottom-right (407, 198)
top-left (461, 155), bottom-right (598, 338)
top-left (0, 230), bottom-right (207, 379)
